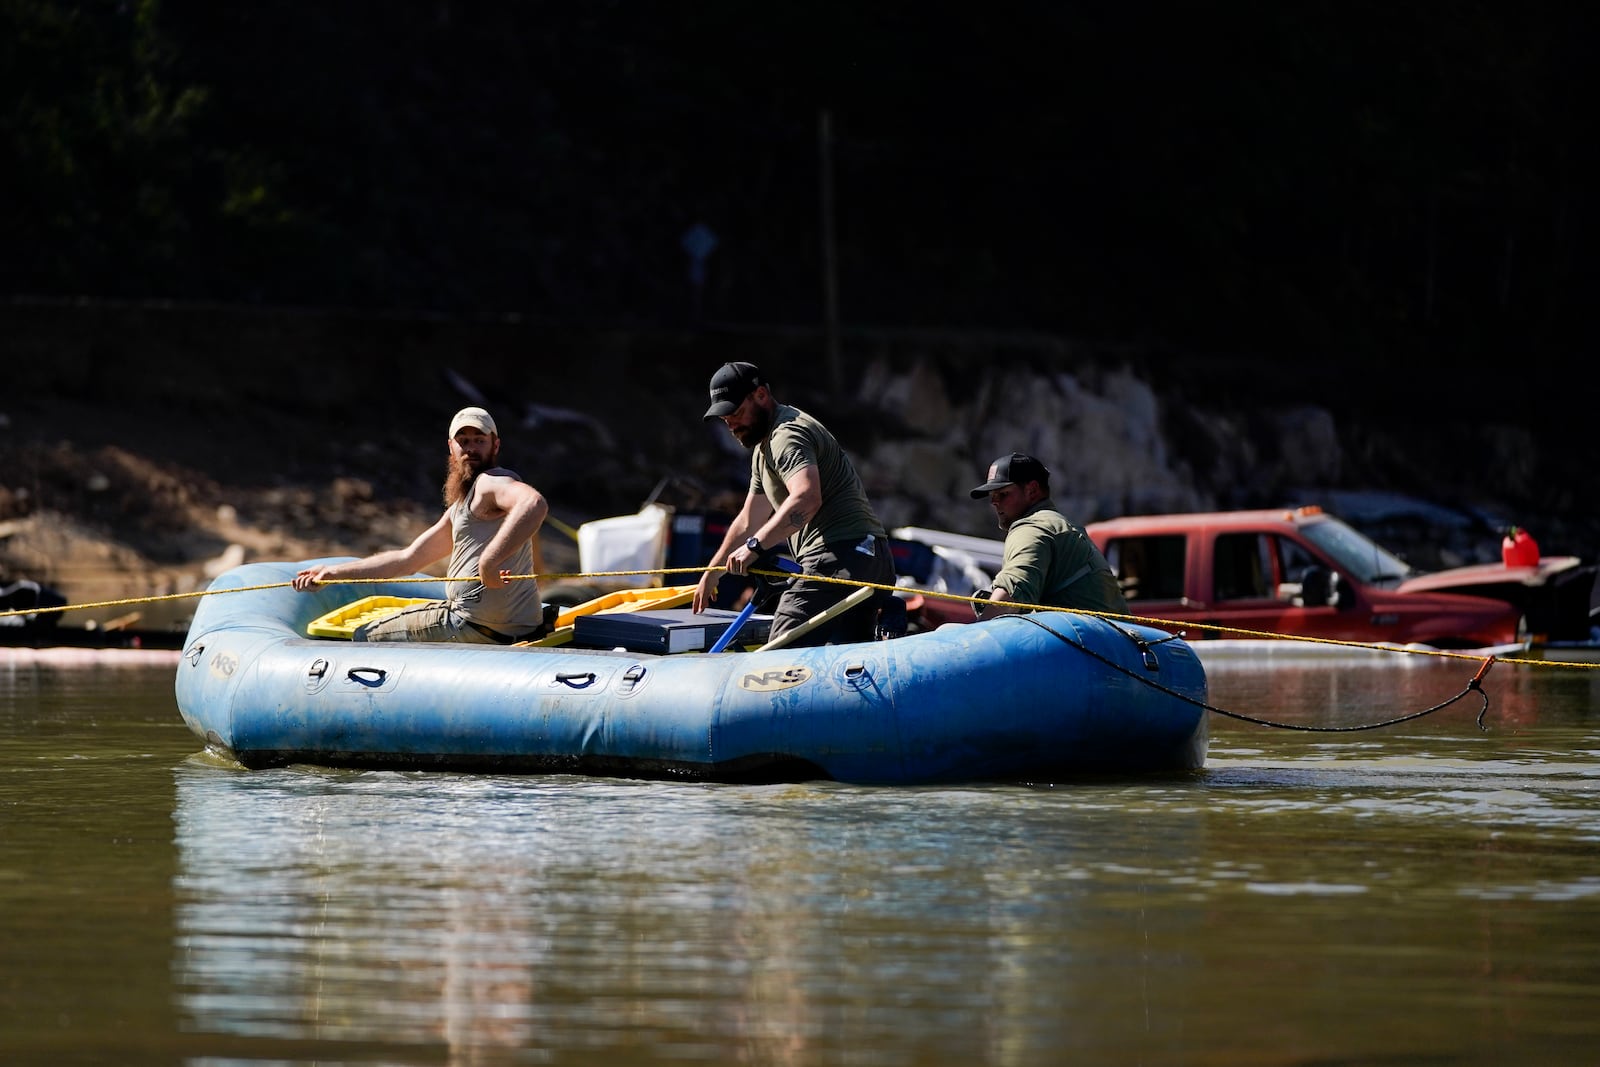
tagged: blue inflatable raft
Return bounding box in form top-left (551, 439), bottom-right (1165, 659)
top-left (174, 561), bottom-right (1209, 784)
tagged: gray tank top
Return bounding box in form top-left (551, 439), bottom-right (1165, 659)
top-left (445, 478), bottom-right (543, 635)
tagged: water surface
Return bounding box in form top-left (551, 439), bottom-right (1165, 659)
top-left (2, 652), bottom-right (1598, 1065)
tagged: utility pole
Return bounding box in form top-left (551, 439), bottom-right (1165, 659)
top-left (818, 109), bottom-right (841, 397)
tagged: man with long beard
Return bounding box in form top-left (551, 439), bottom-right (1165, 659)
top-left (694, 362), bottom-right (897, 646)
top-left (292, 407), bottom-right (550, 643)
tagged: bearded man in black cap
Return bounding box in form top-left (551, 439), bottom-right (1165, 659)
top-left (968, 452), bottom-right (1127, 619)
top-left (695, 362), bottom-right (897, 646)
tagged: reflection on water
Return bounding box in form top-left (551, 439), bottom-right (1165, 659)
top-left (6, 656), bottom-right (1600, 1063)
top-left (171, 768), bottom-right (1215, 1063)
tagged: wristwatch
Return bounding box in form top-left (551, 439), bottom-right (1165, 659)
top-left (745, 536), bottom-right (762, 553)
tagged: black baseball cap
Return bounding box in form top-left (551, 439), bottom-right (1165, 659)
top-left (970, 452), bottom-right (1051, 498)
top-left (703, 361), bottom-right (765, 419)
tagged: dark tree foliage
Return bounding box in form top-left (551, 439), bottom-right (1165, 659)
top-left (4, 1), bottom-right (1594, 374)
top-left (4, 0), bottom-right (208, 291)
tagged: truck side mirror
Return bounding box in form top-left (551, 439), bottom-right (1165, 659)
top-left (1298, 566), bottom-right (1342, 608)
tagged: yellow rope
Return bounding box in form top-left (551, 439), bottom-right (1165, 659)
top-left (5, 564), bottom-right (1595, 671)
top-left (751, 568), bottom-right (1575, 668)
top-left (542, 515), bottom-right (581, 543)
top-left (0, 582), bottom-right (300, 618)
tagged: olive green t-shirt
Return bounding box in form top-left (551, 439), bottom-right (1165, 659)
top-left (994, 499), bottom-right (1128, 615)
top-left (751, 404), bottom-right (887, 560)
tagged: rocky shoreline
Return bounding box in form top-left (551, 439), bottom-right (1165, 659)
top-left (4, 301), bottom-right (1596, 631)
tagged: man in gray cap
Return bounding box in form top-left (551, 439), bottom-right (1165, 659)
top-left (292, 406), bottom-right (551, 643)
top-left (695, 362), bottom-right (897, 646)
top-left (969, 451), bottom-right (1127, 619)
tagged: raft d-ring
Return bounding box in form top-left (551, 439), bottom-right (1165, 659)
top-left (184, 643), bottom-right (205, 666)
top-left (554, 671), bottom-right (597, 690)
top-left (618, 664), bottom-right (648, 695)
top-left (841, 663), bottom-right (874, 691)
top-left (304, 657), bottom-right (334, 694)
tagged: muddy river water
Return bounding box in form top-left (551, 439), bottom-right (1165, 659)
top-left (2, 649), bottom-right (1597, 1065)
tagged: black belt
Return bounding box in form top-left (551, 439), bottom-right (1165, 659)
top-left (465, 603), bottom-right (558, 645)
top-left (464, 620), bottom-right (519, 644)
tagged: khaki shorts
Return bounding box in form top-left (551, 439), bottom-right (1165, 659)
top-left (354, 602), bottom-right (507, 644)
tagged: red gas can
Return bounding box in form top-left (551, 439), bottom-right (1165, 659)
top-left (1501, 526), bottom-right (1540, 568)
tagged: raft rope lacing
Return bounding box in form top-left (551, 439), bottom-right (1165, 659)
top-left (1008, 613), bottom-right (1497, 733)
top-left (5, 562), bottom-right (1589, 730)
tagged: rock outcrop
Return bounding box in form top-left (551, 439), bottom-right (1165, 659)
top-left (3, 300), bottom-right (1594, 624)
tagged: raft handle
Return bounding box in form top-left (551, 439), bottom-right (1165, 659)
top-left (554, 671), bottom-right (597, 689)
top-left (347, 667), bottom-right (388, 688)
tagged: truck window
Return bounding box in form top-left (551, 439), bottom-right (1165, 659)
top-left (1273, 536), bottom-right (1323, 600)
top-left (1103, 535), bottom-right (1185, 601)
top-left (1214, 533), bottom-right (1273, 601)
top-left (1299, 516), bottom-right (1412, 584)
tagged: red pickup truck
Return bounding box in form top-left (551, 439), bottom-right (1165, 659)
top-left (1084, 507), bottom-right (1528, 648)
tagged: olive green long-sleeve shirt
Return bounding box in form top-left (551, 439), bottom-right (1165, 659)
top-left (993, 499), bottom-right (1128, 615)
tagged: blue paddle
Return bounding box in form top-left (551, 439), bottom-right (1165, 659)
top-left (708, 557), bottom-right (800, 652)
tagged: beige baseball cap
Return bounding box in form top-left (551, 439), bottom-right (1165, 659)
top-left (448, 406), bottom-right (498, 438)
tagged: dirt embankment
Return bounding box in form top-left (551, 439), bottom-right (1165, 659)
top-left (1, 301), bottom-right (800, 628)
top-left (0, 443), bottom-right (442, 630)
top-left (5, 299), bottom-right (1597, 632)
